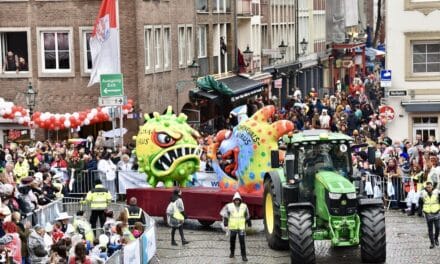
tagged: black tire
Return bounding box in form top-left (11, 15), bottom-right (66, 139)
top-left (263, 179), bottom-right (288, 250)
top-left (287, 209), bottom-right (315, 264)
top-left (360, 207), bottom-right (386, 263)
top-left (198, 220), bottom-right (215, 227)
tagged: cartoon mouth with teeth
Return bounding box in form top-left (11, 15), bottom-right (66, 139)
top-left (135, 106), bottom-right (200, 187)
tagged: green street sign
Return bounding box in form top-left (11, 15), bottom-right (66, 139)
top-left (100, 74), bottom-right (124, 97)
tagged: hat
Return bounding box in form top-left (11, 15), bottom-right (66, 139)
top-left (56, 212), bottom-right (72, 221)
top-left (99, 234), bottom-right (109, 248)
top-left (232, 192), bottom-right (242, 201)
top-left (34, 172), bottom-right (43, 182)
top-left (381, 137), bottom-right (392, 147)
top-left (17, 153), bottom-right (25, 158)
top-left (20, 176), bottom-right (34, 185)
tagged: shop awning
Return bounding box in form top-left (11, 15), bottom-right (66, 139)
top-left (219, 76), bottom-right (264, 102)
top-left (401, 100), bottom-right (440, 112)
top-left (194, 75), bottom-right (264, 103)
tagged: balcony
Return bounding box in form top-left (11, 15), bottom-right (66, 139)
top-left (237, 0), bottom-right (252, 16)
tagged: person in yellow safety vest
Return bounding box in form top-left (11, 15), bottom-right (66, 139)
top-left (73, 210), bottom-right (94, 243)
top-left (13, 154), bottom-right (29, 184)
top-left (419, 181), bottom-right (440, 249)
top-left (85, 179), bottom-right (112, 233)
top-left (125, 197), bottom-right (146, 227)
top-left (221, 192), bottom-right (251, 262)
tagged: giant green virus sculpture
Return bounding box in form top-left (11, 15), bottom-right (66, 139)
top-left (134, 106), bottom-right (200, 187)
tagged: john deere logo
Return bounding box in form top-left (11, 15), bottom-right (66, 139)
top-left (341, 200), bottom-right (347, 206)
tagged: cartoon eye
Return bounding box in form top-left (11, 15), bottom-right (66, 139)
top-left (154, 132), bottom-right (176, 147)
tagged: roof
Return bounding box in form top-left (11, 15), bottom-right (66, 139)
top-left (288, 129), bottom-right (353, 144)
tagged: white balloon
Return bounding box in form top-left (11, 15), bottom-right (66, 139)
top-left (123, 109), bottom-right (129, 115)
top-left (91, 108), bottom-right (98, 115)
top-left (14, 111), bottom-right (22, 117)
top-left (65, 113), bottom-right (71, 119)
top-left (102, 107), bottom-right (109, 115)
top-left (64, 120), bottom-right (71, 128)
top-left (0, 110), bottom-right (5, 116)
top-left (73, 112), bottom-right (79, 119)
top-left (84, 119), bottom-right (90, 125)
top-left (55, 114), bottom-right (61, 119)
top-left (87, 113), bottom-right (94, 120)
top-left (0, 98), bottom-right (4, 103)
top-left (5, 108), bottom-right (11, 115)
top-left (18, 117), bottom-right (24, 124)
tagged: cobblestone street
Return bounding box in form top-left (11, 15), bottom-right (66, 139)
top-left (151, 210), bottom-right (440, 264)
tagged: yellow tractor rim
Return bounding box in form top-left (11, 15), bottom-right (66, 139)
top-left (265, 192), bottom-right (274, 234)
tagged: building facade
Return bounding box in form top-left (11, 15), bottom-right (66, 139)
top-left (386, 0), bottom-right (440, 142)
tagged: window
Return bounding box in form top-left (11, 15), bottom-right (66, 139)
top-left (412, 42), bottom-right (440, 73)
top-left (37, 28), bottom-right (73, 77)
top-left (154, 27), bottom-right (162, 71)
top-left (198, 25), bottom-right (207, 58)
top-left (413, 116), bottom-right (438, 142)
top-left (163, 26), bottom-right (171, 71)
top-left (0, 29), bottom-right (30, 77)
top-left (212, 0), bottom-right (230, 12)
top-left (186, 26), bottom-right (193, 65)
top-left (405, 32), bottom-right (440, 81)
top-left (144, 26), bottom-right (153, 73)
top-left (79, 27), bottom-right (93, 75)
top-left (196, 0), bottom-right (208, 12)
top-left (144, 25), bottom-right (171, 74)
top-left (178, 26), bottom-right (186, 67)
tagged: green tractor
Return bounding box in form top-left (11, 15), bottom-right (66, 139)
top-left (263, 130), bottom-right (386, 263)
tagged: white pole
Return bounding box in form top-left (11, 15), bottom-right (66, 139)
top-left (116, 0), bottom-right (121, 73)
top-left (120, 105), bottom-right (123, 148)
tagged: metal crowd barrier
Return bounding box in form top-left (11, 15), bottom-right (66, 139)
top-left (105, 214), bottom-right (157, 264)
top-left (20, 198), bottom-right (62, 225)
top-left (68, 170), bottom-right (121, 200)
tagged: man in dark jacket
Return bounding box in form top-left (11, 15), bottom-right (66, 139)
top-left (125, 197), bottom-right (146, 226)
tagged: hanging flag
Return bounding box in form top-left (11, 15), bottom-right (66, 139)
top-left (88, 0), bottom-right (120, 87)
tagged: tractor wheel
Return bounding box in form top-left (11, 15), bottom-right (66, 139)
top-left (360, 207), bottom-right (386, 263)
top-left (198, 220), bottom-right (215, 227)
top-left (263, 179), bottom-right (288, 250)
top-left (287, 209), bottom-right (315, 264)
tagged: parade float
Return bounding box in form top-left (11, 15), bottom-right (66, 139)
top-left (127, 105), bottom-right (294, 225)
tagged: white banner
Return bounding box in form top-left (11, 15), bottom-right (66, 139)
top-left (142, 226), bottom-right (156, 264)
top-left (123, 239), bottom-right (140, 264)
top-left (118, 170), bottom-right (219, 193)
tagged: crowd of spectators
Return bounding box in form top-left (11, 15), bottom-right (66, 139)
top-left (0, 134), bottom-right (140, 263)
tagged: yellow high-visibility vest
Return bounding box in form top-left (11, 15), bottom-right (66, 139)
top-left (85, 184), bottom-right (111, 210)
top-left (227, 203), bottom-right (247, 230)
top-left (423, 191), bottom-right (440, 214)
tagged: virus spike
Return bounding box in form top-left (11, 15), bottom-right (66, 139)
top-left (139, 167), bottom-right (145, 173)
top-left (166, 105), bottom-right (173, 116)
top-left (153, 112), bottom-right (160, 120)
top-left (144, 165), bottom-right (150, 172)
top-left (132, 136), bottom-right (137, 140)
top-left (164, 121), bottom-right (170, 127)
top-left (164, 180), bottom-right (174, 188)
top-left (137, 157), bottom-right (143, 162)
top-left (177, 113), bottom-right (187, 123)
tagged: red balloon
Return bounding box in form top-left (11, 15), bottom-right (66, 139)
top-left (127, 99), bottom-right (134, 105)
top-left (60, 116), bottom-right (66, 123)
top-left (50, 116), bottom-right (56, 121)
top-left (34, 117), bottom-right (41, 124)
top-left (33, 112), bottom-right (41, 118)
top-left (69, 116), bottom-right (76, 122)
top-left (49, 124), bottom-right (55, 130)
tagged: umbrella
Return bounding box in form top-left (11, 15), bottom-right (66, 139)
top-left (103, 128), bottom-right (127, 138)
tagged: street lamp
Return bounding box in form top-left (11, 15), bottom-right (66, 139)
top-left (25, 82), bottom-right (37, 115)
top-left (243, 45), bottom-right (254, 67)
top-left (278, 40), bottom-right (288, 58)
top-left (177, 60), bottom-right (200, 113)
top-left (188, 60), bottom-right (200, 81)
top-left (300, 38), bottom-right (308, 55)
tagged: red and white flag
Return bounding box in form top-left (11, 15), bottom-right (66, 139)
top-left (88, 0), bottom-right (120, 87)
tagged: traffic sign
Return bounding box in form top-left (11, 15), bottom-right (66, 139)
top-left (389, 90), bottom-right (407, 97)
top-left (99, 96), bottom-right (126, 106)
top-left (380, 70), bottom-right (392, 87)
top-left (100, 74), bottom-right (124, 97)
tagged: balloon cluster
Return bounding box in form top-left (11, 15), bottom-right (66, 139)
top-left (0, 98), bottom-right (31, 126)
top-left (0, 97), bottom-right (134, 130)
top-left (122, 99), bottom-right (134, 115)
